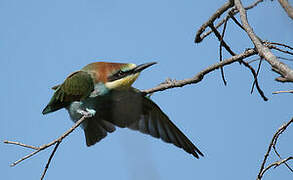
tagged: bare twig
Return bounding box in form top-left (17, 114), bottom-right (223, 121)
top-left (273, 147), bottom-right (293, 172)
top-left (241, 60), bottom-right (268, 101)
top-left (5, 113), bottom-right (92, 167)
top-left (272, 90), bottom-right (293, 94)
top-left (257, 118), bottom-right (293, 180)
top-left (251, 59), bottom-right (263, 94)
top-left (40, 140), bottom-right (61, 180)
top-left (219, 18), bottom-right (228, 85)
top-left (268, 42), bottom-right (293, 51)
top-left (209, 23), bottom-right (236, 57)
top-left (269, 45), bottom-right (293, 56)
top-left (258, 157), bottom-right (293, 180)
top-left (272, 126), bottom-right (293, 172)
top-left (235, 0), bottom-right (293, 82)
top-left (228, 11), bottom-right (245, 30)
top-left (209, 23), bottom-right (267, 100)
top-left (198, 0), bottom-right (265, 42)
top-left (4, 140), bottom-right (39, 150)
top-left (195, 0), bottom-right (234, 43)
top-left (10, 148), bottom-right (41, 167)
top-left (278, 0), bottom-right (293, 19)
top-left (143, 48), bottom-right (258, 94)
top-left (247, 57), bottom-right (262, 64)
top-left (143, 44), bottom-right (278, 95)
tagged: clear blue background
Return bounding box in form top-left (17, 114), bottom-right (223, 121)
top-left (1, 0), bottom-right (292, 180)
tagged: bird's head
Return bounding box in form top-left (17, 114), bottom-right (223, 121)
top-left (81, 61), bottom-right (157, 91)
top-left (104, 62), bottom-right (157, 90)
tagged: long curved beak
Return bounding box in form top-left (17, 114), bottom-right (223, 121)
top-left (133, 62), bottom-right (157, 73)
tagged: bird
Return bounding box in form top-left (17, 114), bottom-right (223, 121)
top-left (42, 61), bottom-right (203, 158)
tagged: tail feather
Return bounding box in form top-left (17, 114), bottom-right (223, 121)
top-left (84, 119), bottom-right (116, 146)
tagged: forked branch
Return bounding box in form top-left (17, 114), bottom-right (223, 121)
top-left (4, 112), bottom-right (93, 179)
top-left (234, 0), bottom-right (293, 82)
top-left (195, 0), bottom-right (265, 42)
top-left (257, 118), bottom-right (293, 180)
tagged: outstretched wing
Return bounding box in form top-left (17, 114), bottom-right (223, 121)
top-left (96, 88), bottom-right (203, 158)
top-left (128, 96), bottom-right (203, 158)
top-left (42, 71), bottom-right (94, 114)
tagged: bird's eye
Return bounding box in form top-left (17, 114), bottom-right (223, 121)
top-left (117, 70), bottom-right (124, 77)
top-left (108, 70), bottom-right (128, 82)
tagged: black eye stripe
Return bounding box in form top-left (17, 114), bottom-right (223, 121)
top-left (107, 69), bottom-right (134, 82)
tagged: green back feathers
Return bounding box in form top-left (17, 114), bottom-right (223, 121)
top-left (42, 71), bottom-right (94, 114)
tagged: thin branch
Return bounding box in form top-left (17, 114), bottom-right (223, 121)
top-left (251, 59), bottom-right (263, 94)
top-left (142, 48), bottom-right (258, 94)
top-left (208, 23), bottom-right (267, 100)
top-left (273, 148), bottom-right (293, 172)
top-left (241, 60), bottom-right (268, 101)
top-left (195, 0), bottom-right (234, 43)
top-left (278, 0), bottom-right (293, 19)
top-left (247, 57), bottom-right (262, 64)
top-left (272, 128), bottom-right (293, 172)
top-left (235, 0), bottom-right (293, 82)
top-left (10, 149), bottom-right (42, 167)
top-left (228, 11), bottom-right (245, 30)
top-left (219, 19), bottom-right (228, 85)
top-left (5, 112), bottom-right (92, 167)
top-left (198, 0), bottom-right (265, 42)
top-left (143, 44), bottom-right (279, 95)
top-left (268, 42), bottom-right (293, 51)
top-left (257, 118), bottom-right (293, 180)
top-left (272, 90), bottom-right (293, 94)
top-left (4, 140), bottom-right (39, 150)
top-left (209, 23), bottom-right (236, 57)
top-left (269, 45), bottom-right (293, 56)
top-left (258, 157), bottom-right (293, 180)
top-left (40, 141), bottom-right (61, 180)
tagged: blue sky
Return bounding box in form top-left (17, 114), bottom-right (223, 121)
top-left (1, 0), bottom-right (292, 180)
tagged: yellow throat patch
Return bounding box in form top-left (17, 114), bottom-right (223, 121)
top-left (105, 73), bottom-right (140, 90)
top-left (105, 64), bottom-right (140, 90)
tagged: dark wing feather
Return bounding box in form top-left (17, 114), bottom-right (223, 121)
top-left (129, 94), bottom-right (203, 158)
top-left (98, 88), bottom-right (203, 158)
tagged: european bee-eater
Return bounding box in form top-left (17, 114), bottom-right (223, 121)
top-left (42, 62), bottom-right (203, 158)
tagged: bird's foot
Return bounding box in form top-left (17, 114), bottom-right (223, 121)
top-left (86, 108), bottom-right (96, 116)
top-left (77, 108), bottom-right (96, 117)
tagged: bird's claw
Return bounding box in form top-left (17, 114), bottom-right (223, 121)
top-left (86, 108), bottom-right (96, 116)
top-left (77, 108), bottom-right (96, 117)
